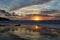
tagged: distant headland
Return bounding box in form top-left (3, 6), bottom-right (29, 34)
top-left (0, 17), bottom-right (10, 21)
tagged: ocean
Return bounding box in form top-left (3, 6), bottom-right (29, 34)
top-left (0, 20), bottom-right (60, 40)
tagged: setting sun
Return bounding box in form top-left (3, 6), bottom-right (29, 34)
top-left (34, 16), bottom-right (40, 21)
top-left (31, 16), bottom-right (44, 21)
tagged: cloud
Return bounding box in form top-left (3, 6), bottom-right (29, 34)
top-left (0, 0), bottom-right (60, 11)
top-left (0, 0), bottom-right (51, 11)
top-left (41, 10), bottom-right (60, 17)
top-left (11, 0), bottom-right (51, 10)
top-left (41, 10), bottom-right (58, 14)
top-left (0, 10), bottom-right (11, 16)
top-left (0, 0), bottom-right (60, 17)
top-left (47, 0), bottom-right (60, 10)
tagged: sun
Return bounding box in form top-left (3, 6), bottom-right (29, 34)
top-left (34, 16), bottom-right (40, 21)
top-left (32, 16), bottom-right (44, 21)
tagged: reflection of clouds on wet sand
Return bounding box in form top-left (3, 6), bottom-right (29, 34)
top-left (0, 32), bottom-right (60, 40)
top-left (0, 24), bottom-right (60, 40)
top-left (0, 33), bottom-right (28, 40)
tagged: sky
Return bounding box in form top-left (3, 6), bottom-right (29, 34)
top-left (0, 0), bottom-right (60, 16)
top-left (0, 0), bottom-right (60, 10)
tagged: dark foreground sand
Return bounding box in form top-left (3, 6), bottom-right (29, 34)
top-left (0, 32), bottom-right (29, 40)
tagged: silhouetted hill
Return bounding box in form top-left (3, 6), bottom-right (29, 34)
top-left (0, 17), bottom-right (10, 21)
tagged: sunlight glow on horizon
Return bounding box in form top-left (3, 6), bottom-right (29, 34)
top-left (31, 16), bottom-right (44, 21)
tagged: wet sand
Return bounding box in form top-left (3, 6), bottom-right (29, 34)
top-left (0, 32), bottom-right (29, 40)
